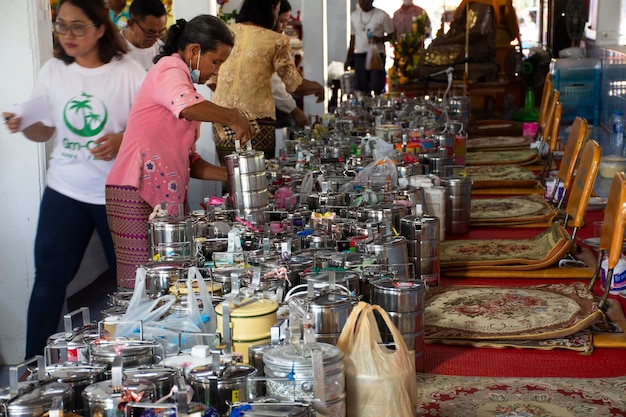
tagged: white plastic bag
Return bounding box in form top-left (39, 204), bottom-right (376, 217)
top-left (299, 171), bottom-right (315, 204)
top-left (113, 267), bottom-right (176, 338)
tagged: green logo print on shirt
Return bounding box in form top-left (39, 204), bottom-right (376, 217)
top-left (63, 91), bottom-right (108, 137)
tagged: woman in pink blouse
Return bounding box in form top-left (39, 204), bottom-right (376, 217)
top-left (106, 15), bottom-right (255, 288)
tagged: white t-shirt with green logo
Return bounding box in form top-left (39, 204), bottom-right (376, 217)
top-left (32, 55), bottom-right (145, 205)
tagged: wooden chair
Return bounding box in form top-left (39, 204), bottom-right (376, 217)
top-left (537, 89), bottom-right (560, 151)
top-left (547, 116), bottom-right (589, 209)
top-left (588, 172), bottom-right (626, 310)
top-left (536, 73), bottom-right (553, 138)
top-left (538, 100), bottom-right (563, 182)
top-left (557, 139), bottom-right (601, 266)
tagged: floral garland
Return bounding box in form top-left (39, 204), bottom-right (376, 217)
top-left (389, 12), bottom-right (429, 88)
top-left (217, 0), bottom-right (237, 23)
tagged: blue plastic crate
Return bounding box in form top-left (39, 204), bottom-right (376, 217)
top-left (551, 58), bottom-right (601, 124)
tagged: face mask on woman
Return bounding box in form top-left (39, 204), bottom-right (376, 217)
top-left (189, 49), bottom-right (201, 83)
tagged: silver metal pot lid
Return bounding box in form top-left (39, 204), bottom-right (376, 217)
top-left (288, 255), bottom-right (314, 269)
top-left (82, 378), bottom-right (156, 402)
top-left (43, 362), bottom-right (107, 382)
top-left (311, 292), bottom-right (352, 307)
top-left (88, 341), bottom-right (153, 358)
top-left (188, 363), bottom-right (257, 383)
top-left (367, 235), bottom-right (406, 247)
top-left (47, 323), bottom-right (99, 345)
top-left (234, 403), bottom-right (310, 416)
top-left (302, 270), bottom-right (357, 284)
top-left (263, 342), bottom-right (344, 369)
top-left (123, 366), bottom-right (177, 386)
top-left (372, 279), bottom-right (424, 291)
top-left (148, 216), bottom-right (192, 226)
top-left (142, 262), bottom-right (190, 273)
top-left (2, 381), bottom-right (73, 412)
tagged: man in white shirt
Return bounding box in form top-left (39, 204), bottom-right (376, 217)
top-left (121, 0), bottom-right (167, 71)
top-left (345, 0), bottom-right (394, 95)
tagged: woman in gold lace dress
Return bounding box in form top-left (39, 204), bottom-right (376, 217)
top-left (211, 0), bottom-right (324, 162)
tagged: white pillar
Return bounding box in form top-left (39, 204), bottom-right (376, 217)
top-left (326, 0), bottom-right (351, 64)
top-left (301, 0), bottom-right (328, 115)
top-left (172, 0), bottom-right (217, 20)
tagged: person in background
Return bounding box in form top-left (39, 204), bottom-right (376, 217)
top-left (106, 0), bottom-right (130, 30)
top-left (211, 0), bottom-right (324, 163)
top-left (392, 0), bottom-right (431, 39)
top-left (121, 0), bottom-right (167, 71)
top-left (106, 15), bottom-right (255, 289)
top-left (345, 0), bottom-right (394, 96)
top-left (272, 0), bottom-right (308, 130)
top-left (2, 0), bottom-right (146, 359)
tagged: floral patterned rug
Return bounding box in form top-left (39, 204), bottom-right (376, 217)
top-left (466, 135), bottom-right (534, 151)
top-left (426, 329), bottom-right (593, 352)
top-left (453, 165), bottom-right (540, 189)
top-left (416, 373), bottom-right (626, 416)
top-left (466, 149), bottom-right (540, 166)
top-left (440, 222), bottom-right (570, 270)
top-left (424, 282), bottom-right (601, 341)
top-left (470, 194), bottom-right (558, 226)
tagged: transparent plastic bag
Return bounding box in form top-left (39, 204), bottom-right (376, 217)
top-left (186, 266), bottom-right (218, 334)
top-left (113, 267), bottom-right (176, 338)
top-left (337, 302), bottom-right (417, 417)
top-left (340, 156), bottom-right (398, 193)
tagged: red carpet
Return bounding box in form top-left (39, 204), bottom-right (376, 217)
top-left (416, 373), bottom-right (626, 416)
top-left (426, 209), bottom-right (626, 378)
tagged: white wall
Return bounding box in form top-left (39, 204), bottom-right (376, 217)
top-left (0, 0), bottom-right (114, 365)
top-left (0, 0), bottom-right (52, 365)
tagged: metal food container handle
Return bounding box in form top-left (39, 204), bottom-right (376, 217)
top-left (63, 306), bottom-right (90, 339)
top-left (176, 330), bottom-right (221, 353)
top-left (9, 355), bottom-right (46, 394)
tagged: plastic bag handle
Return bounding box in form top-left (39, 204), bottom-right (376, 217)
top-left (336, 301), bottom-right (372, 352)
top-left (124, 267), bottom-right (149, 315)
top-left (190, 267), bottom-right (217, 332)
top-left (368, 304), bottom-right (412, 356)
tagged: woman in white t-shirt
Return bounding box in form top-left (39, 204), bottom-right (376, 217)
top-left (3, 0), bottom-right (146, 359)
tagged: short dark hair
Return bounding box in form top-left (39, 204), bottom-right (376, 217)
top-left (54, 0), bottom-right (127, 65)
top-left (155, 14), bottom-right (235, 63)
top-left (237, 0), bottom-right (280, 30)
top-left (279, 0), bottom-right (292, 15)
top-left (129, 0), bottom-right (166, 20)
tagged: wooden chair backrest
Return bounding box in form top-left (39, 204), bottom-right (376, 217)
top-left (564, 139), bottom-right (601, 228)
top-left (599, 172), bottom-right (626, 269)
top-left (537, 73), bottom-right (553, 129)
top-left (557, 117), bottom-right (588, 189)
top-left (540, 89), bottom-right (560, 140)
top-left (546, 101), bottom-right (562, 154)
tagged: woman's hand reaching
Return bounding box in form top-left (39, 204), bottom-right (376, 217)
top-left (231, 110), bottom-right (256, 145)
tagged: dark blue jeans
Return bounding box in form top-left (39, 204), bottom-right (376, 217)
top-left (354, 52), bottom-right (387, 95)
top-left (25, 187), bottom-right (116, 359)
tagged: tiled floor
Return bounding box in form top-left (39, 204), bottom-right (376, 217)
top-left (0, 270), bottom-right (116, 389)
